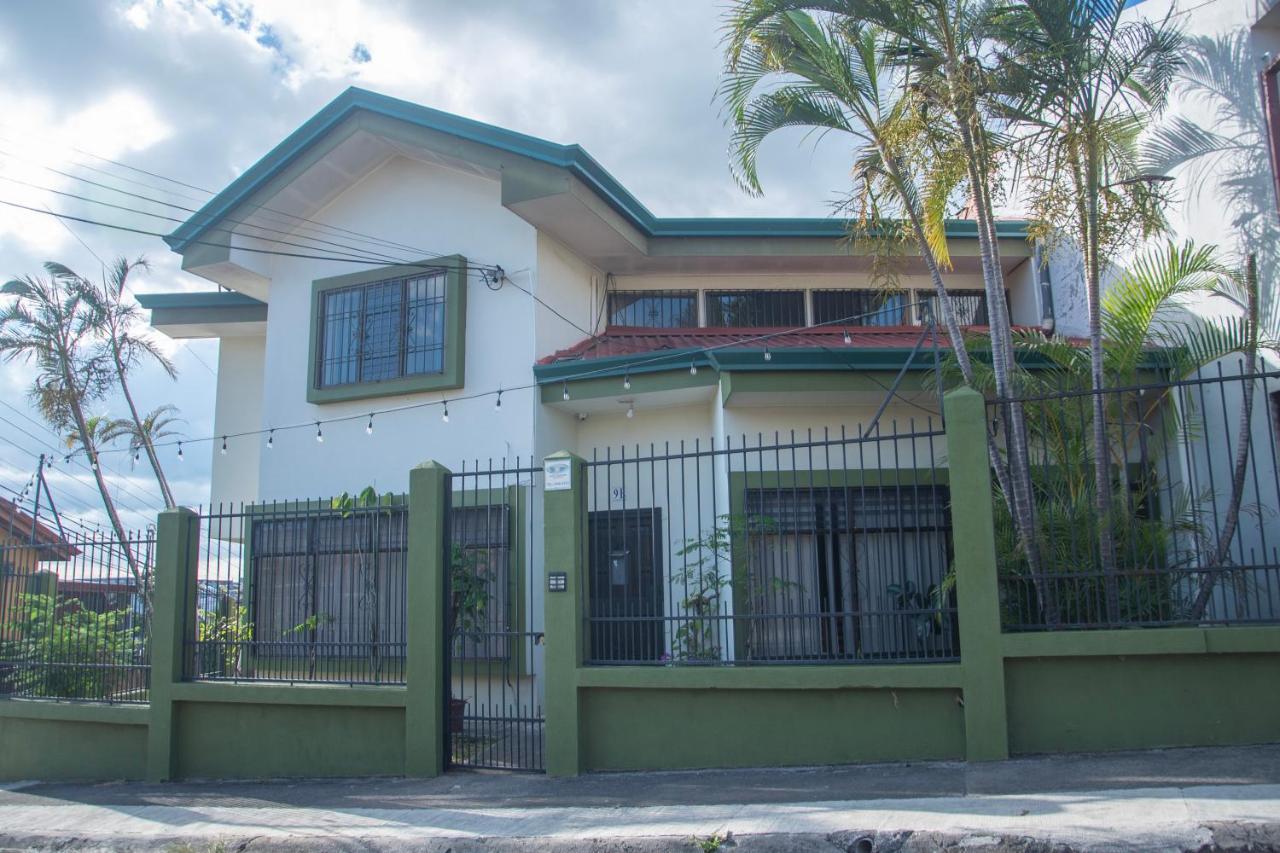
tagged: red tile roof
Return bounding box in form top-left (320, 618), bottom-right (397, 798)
top-left (0, 498), bottom-right (78, 557)
top-left (537, 325), bottom-right (987, 365)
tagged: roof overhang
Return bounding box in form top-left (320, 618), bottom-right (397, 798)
top-left (136, 292), bottom-right (267, 339)
top-left (167, 87), bottom-right (1035, 288)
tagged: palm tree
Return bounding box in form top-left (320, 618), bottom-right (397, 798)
top-left (994, 0), bottom-right (1184, 622)
top-left (977, 241), bottom-right (1260, 622)
top-left (51, 258), bottom-right (178, 508)
top-left (107, 405), bottom-right (184, 472)
top-left (0, 270), bottom-right (145, 589)
top-left (721, 0), bottom-right (1055, 619)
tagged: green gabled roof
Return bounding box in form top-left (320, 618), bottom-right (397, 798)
top-left (167, 86), bottom-right (1031, 254)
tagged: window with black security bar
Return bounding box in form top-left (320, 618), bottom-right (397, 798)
top-left (184, 501), bottom-right (409, 685)
top-left (582, 424), bottom-right (959, 666)
top-left (704, 290), bottom-right (805, 327)
top-left (316, 271), bottom-right (447, 388)
top-left (812, 289), bottom-right (913, 326)
top-left (607, 290), bottom-right (698, 328)
top-left (917, 290), bottom-right (992, 326)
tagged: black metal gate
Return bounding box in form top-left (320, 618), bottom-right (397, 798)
top-left (444, 462), bottom-right (545, 771)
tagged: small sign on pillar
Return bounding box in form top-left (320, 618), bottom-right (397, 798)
top-left (547, 571), bottom-right (568, 592)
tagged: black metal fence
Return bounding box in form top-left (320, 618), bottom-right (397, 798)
top-left (994, 365), bottom-right (1280, 631)
top-left (583, 423), bottom-right (958, 666)
top-left (446, 461), bottom-right (545, 771)
top-left (183, 498), bottom-right (409, 684)
top-left (0, 519), bottom-right (153, 703)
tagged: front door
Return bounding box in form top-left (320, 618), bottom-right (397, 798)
top-left (588, 509), bottom-right (663, 663)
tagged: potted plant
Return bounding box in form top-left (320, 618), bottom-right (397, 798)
top-left (447, 543), bottom-right (490, 732)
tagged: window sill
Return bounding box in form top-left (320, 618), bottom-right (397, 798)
top-left (307, 372), bottom-right (463, 405)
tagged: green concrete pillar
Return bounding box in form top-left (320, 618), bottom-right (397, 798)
top-left (147, 506), bottom-right (199, 782)
top-left (405, 461), bottom-right (450, 777)
top-left (944, 387), bottom-right (1010, 761)
top-left (543, 452), bottom-right (586, 777)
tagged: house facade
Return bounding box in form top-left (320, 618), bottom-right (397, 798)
top-left (144, 87), bottom-right (1057, 507)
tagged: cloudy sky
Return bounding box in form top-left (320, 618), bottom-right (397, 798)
top-left (0, 0), bottom-right (864, 534)
top-left (0, 0), bottom-right (1254, 535)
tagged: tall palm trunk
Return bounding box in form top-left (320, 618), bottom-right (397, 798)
top-left (1189, 254), bottom-right (1259, 618)
top-left (953, 101), bottom-right (1059, 624)
top-left (57, 356), bottom-right (148, 614)
top-left (110, 341), bottom-right (175, 508)
top-left (1080, 136), bottom-right (1121, 624)
top-left (886, 155), bottom-right (1023, 520)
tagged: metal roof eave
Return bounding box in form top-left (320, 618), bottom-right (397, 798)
top-left (167, 86), bottom-right (1031, 255)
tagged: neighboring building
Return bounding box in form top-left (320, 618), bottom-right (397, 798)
top-left (0, 499), bottom-right (77, 646)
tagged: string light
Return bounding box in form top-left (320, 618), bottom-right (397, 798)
top-left (134, 449), bottom-right (140, 462)
top-left (366, 413), bottom-right (374, 435)
top-left (626, 402), bottom-right (635, 419)
top-left (441, 400), bottom-right (450, 423)
top-left (562, 381), bottom-right (570, 401)
top-left (220, 436), bottom-right (227, 455)
top-left (75, 302), bottom-right (909, 460)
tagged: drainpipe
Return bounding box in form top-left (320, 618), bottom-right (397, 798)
top-left (1035, 240), bottom-right (1056, 336)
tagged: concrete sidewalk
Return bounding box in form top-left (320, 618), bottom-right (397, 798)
top-left (1, 745), bottom-right (1278, 851)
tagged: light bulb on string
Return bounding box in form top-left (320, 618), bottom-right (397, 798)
top-left (220, 436), bottom-right (227, 455)
top-left (690, 359), bottom-right (698, 376)
top-left (495, 389), bottom-right (503, 412)
top-left (441, 400), bottom-right (450, 423)
top-left (366, 414), bottom-right (374, 435)
top-left (843, 328), bottom-right (852, 345)
top-left (626, 403), bottom-right (635, 419)
top-left (315, 422), bottom-right (324, 443)
top-left (562, 382), bottom-right (570, 402)
top-left (763, 344), bottom-right (772, 362)
top-left (623, 371), bottom-right (631, 391)
top-left (177, 441), bottom-right (184, 461)
top-left (266, 429), bottom-right (274, 449)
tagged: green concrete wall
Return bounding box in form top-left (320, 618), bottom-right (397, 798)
top-left (173, 701), bottom-right (405, 779)
top-left (581, 687), bottom-right (965, 771)
top-left (0, 707), bottom-right (148, 781)
top-left (1005, 653), bottom-right (1280, 755)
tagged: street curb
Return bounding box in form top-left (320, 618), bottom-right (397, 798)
top-left (3, 823), bottom-right (1280, 853)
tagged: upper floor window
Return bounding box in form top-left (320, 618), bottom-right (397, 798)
top-left (317, 273), bottom-right (447, 388)
top-left (608, 290), bottom-right (697, 328)
top-left (308, 257), bottom-right (467, 404)
top-left (919, 290), bottom-right (991, 326)
top-left (704, 290), bottom-right (805, 327)
top-left (812, 289), bottom-right (910, 327)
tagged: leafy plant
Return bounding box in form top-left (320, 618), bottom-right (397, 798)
top-left (670, 513), bottom-right (784, 663)
top-left (0, 593), bottom-right (134, 700)
top-left (885, 579), bottom-right (948, 648)
top-left (196, 602), bottom-right (252, 678)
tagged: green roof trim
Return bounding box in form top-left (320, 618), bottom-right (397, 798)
top-left (533, 346), bottom-right (1171, 384)
top-left (167, 86), bottom-right (1031, 254)
top-left (136, 292), bottom-right (266, 310)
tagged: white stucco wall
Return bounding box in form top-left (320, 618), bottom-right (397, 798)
top-left (213, 153), bottom-right (543, 503)
top-left (210, 336), bottom-right (266, 507)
